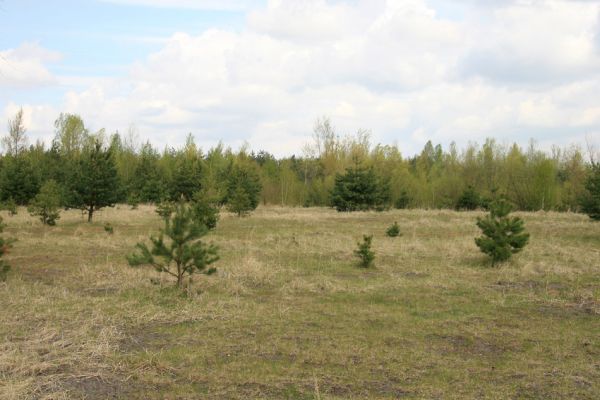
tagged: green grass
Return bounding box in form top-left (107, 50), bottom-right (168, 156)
top-left (0, 205), bottom-right (599, 399)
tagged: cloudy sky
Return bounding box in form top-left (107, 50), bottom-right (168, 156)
top-left (1, 0), bottom-right (599, 156)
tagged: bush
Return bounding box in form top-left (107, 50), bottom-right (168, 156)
top-left (475, 199), bottom-right (529, 266)
top-left (28, 180), bottom-right (62, 226)
top-left (394, 191), bottom-right (410, 209)
top-left (127, 193), bottom-right (141, 210)
top-left (386, 222), bottom-right (401, 237)
top-left (156, 200), bottom-right (175, 220)
top-left (2, 198), bottom-right (17, 216)
top-left (104, 222), bottom-right (114, 234)
top-left (127, 200), bottom-right (219, 288)
top-left (456, 186), bottom-right (480, 210)
top-left (354, 235), bottom-right (375, 268)
top-left (331, 164), bottom-right (391, 212)
top-left (0, 216), bottom-right (15, 282)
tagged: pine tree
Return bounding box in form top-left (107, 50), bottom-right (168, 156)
top-left (28, 180), bottom-right (62, 225)
top-left (0, 157), bottom-right (39, 205)
top-left (354, 235), bottom-right (375, 268)
top-left (191, 191), bottom-right (219, 229)
top-left (69, 138), bottom-right (120, 222)
top-left (225, 164), bottom-right (261, 217)
top-left (127, 200), bottom-right (218, 288)
top-left (580, 163), bottom-right (600, 221)
top-left (331, 163), bottom-right (390, 212)
top-left (475, 199), bottom-right (529, 266)
top-left (456, 186), bottom-right (480, 210)
top-left (386, 221), bottom-right (401, 237)
top-left (0, 216), bottom-right (15, 282)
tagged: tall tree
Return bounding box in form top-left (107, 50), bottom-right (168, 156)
top-left (69, 137), bottom-right (120, 222)
top-left (2, 109), bottom-right (28, 157)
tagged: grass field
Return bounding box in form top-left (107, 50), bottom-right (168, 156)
top-left (1, 206), bottom-right (599, 399)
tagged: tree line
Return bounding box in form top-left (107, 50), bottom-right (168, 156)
top-left (0, 111), bottom-right (598, 216)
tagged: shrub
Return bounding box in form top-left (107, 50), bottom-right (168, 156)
top-left (156, 200), bottom-right (175, 220)
top-left (28, 180), bottom-right (62, 226)
top-left (127, 193), bottom-right (141, 210)
top-left (386, 222), bottom-right (401, 237)
top-left (2, 198), bottom-right (17, 216)
top-left (127, 200), bottom-right (219, 288)
top-left (456, 186), bottom-right (480, 210)
top-left (475, 199), bottom-right (529, 266)
top-left (354, 235), bottom-right (375, 268)
top-left (104, 222), bottom-right (114, 234)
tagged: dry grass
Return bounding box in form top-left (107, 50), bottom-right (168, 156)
top-left (0, 205), bottom-right (599, 399)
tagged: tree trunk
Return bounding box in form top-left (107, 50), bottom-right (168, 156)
top-left (88, 206), bottom-right (94, 222)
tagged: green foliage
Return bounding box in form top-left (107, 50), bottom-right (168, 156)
top-left (28, 180), bottom-right (62, 226)
top-left (191, 191), bottom-right (219, 229)
top-left (156, 200), bottom-right (175, 220)
top-left (331, 164), bottom-right (391, 212)
top-left (580, 164), bottom-right (600, 221)
top-left (386, 222), bottom-right (401, 237)
top-left (2, 198), bottom-right (17, 216)
top-left (475, 199), bottom-right (530, 266)
top-left (69, 138), bottom-right (120, 222)
top-left (104, 222), bottom-right (114, 234)
top-left (456, 186), bottom-right (481, 211)
top-left (225, 164), bottom-right (261, 217)
top-left (0, 157), bottom-right (39, 205)
top-left (354, 235), bottom-right (375, 268)
top-left (127, 201), bottom-right (219, 288)
top-left (127, 193), bottom-right (140, 210)
top-left (394, 191), bottom-right (410, 209)
top-left (0, 216), bottom-right (15, 282)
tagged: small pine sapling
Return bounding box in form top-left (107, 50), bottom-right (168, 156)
top-left (354, 235), bottom-right (375, 268)
top-left (0, 216), bottom-right (15, 281)
top-left (127, 201), bottom-right (219, 289)
top-left (28, 180), bottom-right (62, 226)
top-left (104, 222), bottom-right (114, 234)
top-left (386, 221), bottom-right (401, 237)
top-left (475, 199), bottom-right (529, 266)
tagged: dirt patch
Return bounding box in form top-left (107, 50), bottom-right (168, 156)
top-left (61, 374), bottom-right (135, 400)
top-left (426, 334), bottom-right (506, 357)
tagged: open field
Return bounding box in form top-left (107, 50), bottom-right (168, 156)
top-left (1, 206), bottom-right (599, 399)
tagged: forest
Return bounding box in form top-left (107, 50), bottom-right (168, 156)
top-left (0, 110), bottom-right (596, 215)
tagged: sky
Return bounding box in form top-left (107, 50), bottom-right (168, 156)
top-left (1, 0), bottom-right (599, 157)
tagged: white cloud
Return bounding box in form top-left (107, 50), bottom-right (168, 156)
top-left (6, 0), bottom-right (600, 156)
top-left (0, 43), bottom-right (61, 88)
top-left (99, 0), bottom-right (262, 11)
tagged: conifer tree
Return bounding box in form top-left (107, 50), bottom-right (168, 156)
top-left (475, 199), bottom-right (529, 266)
top-left (0, 157), bottom-right (39, 205)
top-left (28, 179), bottom-right (62, 225)
top-left (69, 138), bottom-right (120, 222)
top-left (456, 186), bottom-right (480, 210)
top-left (354, 235), bottom-right (375, 268)
top-left (331, 162), bottom-right (390, 212)
top-left (580, 163), bottom-right (600, 221)
top-left (386, 221), bottom-right (401, 237)
top-left (127, 200), bottom-right (218, 288)
top-left (225, 164), bottom-right (261, 216)
top-left (191, 191), bottom-right (219, 229)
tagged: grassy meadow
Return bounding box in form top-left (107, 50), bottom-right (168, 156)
top-left (0, 206), bottom-right (599, 399)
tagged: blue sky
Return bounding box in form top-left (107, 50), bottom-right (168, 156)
top-left (1, 0), bottom-right (599, 156)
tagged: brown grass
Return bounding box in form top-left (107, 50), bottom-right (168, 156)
top-left (0, 205), bottom-right (599, 399)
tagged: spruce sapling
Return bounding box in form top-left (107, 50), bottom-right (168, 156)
top-left (386, 222), bottom-right (401, 237)
top-left (475, 199), bottom-right (529, 266)
top-left (354, 235), bottom-right (375, 268)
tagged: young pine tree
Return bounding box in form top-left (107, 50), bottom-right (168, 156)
top-left (28, 180), bottom-right (62, 226)
top-left (225, 164), bottom-right (262, 217)
top-left (475, 199), bottom-right (529, 266)
top-left (386, 221), bottom-right (401, 237)
top-left (127, 201), bottom-right (219, 289)
top-left (456, 186), bottom-right (480, 211)
top-left (191, 191), bottom-right (219, 229)
top-left (354, 235), bottom-right (375, 268)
